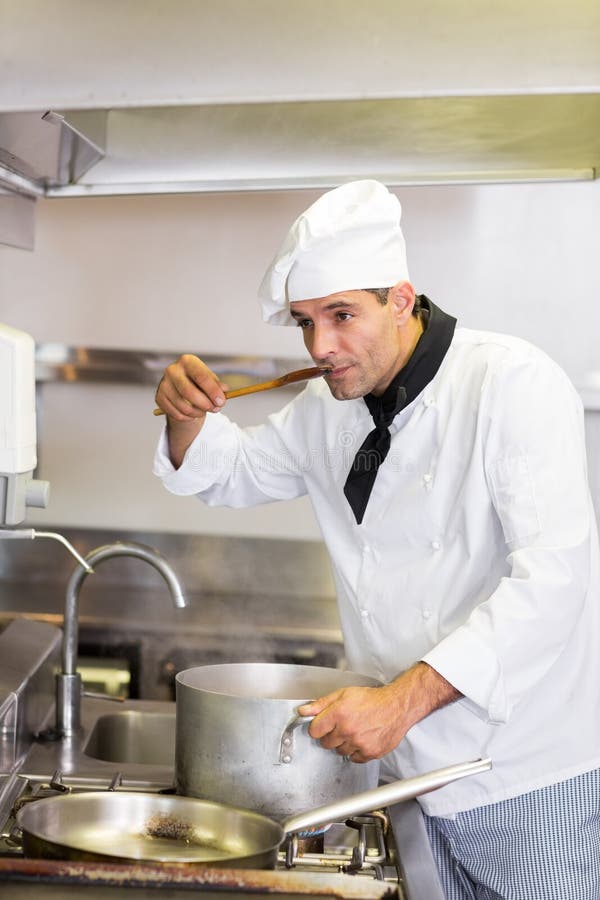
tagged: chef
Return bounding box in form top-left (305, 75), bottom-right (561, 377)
top-left (154, 180), bottom-right (600, 899)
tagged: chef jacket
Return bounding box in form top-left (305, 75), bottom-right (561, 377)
top-left (154, 327), bottom-right (600, 817)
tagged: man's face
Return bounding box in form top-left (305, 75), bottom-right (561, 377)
top-left (289, 289), bottom-right (407, 399)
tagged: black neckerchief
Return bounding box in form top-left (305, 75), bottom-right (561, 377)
top-left (343, 296), bottom-right (457, 524)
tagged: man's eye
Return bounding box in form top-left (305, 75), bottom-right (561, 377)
top-left (336, 312), bottom-right (353, 321)
top-left (296, 319), bottom-right (312, 329)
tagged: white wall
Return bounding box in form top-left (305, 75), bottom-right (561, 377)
top-left (1, 180), bottom-right (599, 538)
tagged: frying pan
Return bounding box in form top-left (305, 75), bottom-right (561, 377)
top-left (16, 758), bottom-right (491, 868)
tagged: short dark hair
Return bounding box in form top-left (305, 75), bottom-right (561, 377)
top-left (365, 288), bottom-right (424, 318)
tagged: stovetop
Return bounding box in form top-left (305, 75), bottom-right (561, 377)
top-left (0, 770), bottom-right (405, 899)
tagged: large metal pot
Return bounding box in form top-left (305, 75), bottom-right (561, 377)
top-left (175, 663), bottom-right (382, 819)
top-left (17, 759), bottom-right (492, 867)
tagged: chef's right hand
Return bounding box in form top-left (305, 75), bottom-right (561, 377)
top-left (155, 354), bottom-right (228, 422)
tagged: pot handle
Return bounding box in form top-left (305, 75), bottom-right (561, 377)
top-left (281, 757), bottom-right (492, 834)
top-left (279, 713), bottom-right (315, 764)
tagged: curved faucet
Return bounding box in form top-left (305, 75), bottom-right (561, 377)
top-left (55, 541), bottom-right (187, 736)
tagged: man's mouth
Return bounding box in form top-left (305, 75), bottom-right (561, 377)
top-left (322, 364), bottom-right (351, 378)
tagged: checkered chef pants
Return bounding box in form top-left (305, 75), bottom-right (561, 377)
top-left (423, 768), bottom-right (600, 900)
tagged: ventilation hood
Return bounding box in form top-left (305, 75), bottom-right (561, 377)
top-left (1, 0), bottom-right (599, 199)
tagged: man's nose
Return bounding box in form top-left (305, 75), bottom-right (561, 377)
top-left (308, 325), bottom-right (336, 362)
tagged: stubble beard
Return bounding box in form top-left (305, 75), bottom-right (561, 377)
top-left (324, 365), bottom-right (374, 401)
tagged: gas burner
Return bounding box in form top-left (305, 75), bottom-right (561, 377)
top-left (283, 814), bottom-right (391, 876)
top-left (294, 830), bottom-right (327, 854)
top-left (292, 822), bottom-right (332, 855)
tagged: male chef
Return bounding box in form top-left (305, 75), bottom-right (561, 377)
top-left (154, 180), bottom-right (600, 899)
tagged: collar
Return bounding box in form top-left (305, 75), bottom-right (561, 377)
top-left (363, 296), bottom-right (457, 427)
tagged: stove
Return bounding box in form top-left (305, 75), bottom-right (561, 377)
top-left (0, 770), bottom-right (405, 899)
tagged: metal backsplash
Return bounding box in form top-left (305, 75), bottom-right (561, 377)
top-left (34, 345), bottom-right (311, 389)
top-left (0, 526), bottom-right (335, 600)
top-left (0, 527), bottom-right (341, 701)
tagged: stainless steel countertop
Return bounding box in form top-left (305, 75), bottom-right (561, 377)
top-left (2, 696), bottom-right (176, 801)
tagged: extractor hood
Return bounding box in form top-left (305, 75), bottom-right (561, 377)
top-left (1, 0), bottom-right (599, 198)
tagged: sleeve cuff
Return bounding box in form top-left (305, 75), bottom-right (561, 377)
top-left (422, 626), bottom-right (508, 725)
top-left (152, 423), bottom-right (177, 476)
top-left (152, 414), bottom-right (235, 496)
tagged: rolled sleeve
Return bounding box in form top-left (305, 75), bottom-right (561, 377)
top-left (152, 423), bottom-right (175, 476)
top-left (422, 628), bottom-right (507, 724)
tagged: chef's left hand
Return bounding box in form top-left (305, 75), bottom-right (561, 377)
top-left (297, 663), bottom-right (461, 763)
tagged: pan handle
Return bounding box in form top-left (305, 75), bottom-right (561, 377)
top-left (279, 714), bottom-right (315, 763)
top-left (281, 757), bottom-right (492, 834)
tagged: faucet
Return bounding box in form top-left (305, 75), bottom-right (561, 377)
top-left (55, 541), bottom-right (187, 736)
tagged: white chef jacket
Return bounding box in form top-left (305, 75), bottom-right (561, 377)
top-left (154, 327), bottom-right (600, 817)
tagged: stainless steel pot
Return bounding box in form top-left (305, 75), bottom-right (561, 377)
top-left (175, 663), bottom-right (382, 819)
top-left (17, 759), bottom-right (492, 868)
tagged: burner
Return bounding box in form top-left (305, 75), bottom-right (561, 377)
top-left (291, 822), bottom-right (333, 855)
top-left (296, 832), bottom-right (325, 854)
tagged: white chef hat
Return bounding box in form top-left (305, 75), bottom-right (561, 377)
top-left (258, 180), bottom-right (410, 326)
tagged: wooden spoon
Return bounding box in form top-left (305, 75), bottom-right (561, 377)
top-left (153, 366), bottom-right (331, 415)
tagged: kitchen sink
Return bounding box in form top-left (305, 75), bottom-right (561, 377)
top-left (84, 710), bottom-right (176, 765)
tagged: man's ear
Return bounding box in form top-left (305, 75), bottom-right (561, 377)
top-left (389, 281), bottom-right (416, 323)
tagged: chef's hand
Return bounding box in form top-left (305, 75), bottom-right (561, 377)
top-left (155, 354), bottom-right (229, 468)
top-left (298, 662), bottom-right (461, 763)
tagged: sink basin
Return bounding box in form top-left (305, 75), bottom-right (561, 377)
top-left (84, 711), bottom-right (175, 765)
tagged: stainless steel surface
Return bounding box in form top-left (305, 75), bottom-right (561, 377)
top-left (279, 715), bottom-right (314, 765)
top-left (1, 526), bottom-right (342, 702)
top-left (33, 531), bottom-right (92, 572)
top-left (388, 801), bottom-right (445, 900)
top-left (0, 110), bottom-right (105, 193)
top-left (2, 2), bottom-right (600, 193)
top-left (81, 690), bottom-right (126, 705)
top-left (0, 619), bottom-right (61, 771)
top-left (0, 166), bottom-right (42, 199)
top-left (54, 673), bottom-right (82, 737)
top-left (0, 529), bottom-right (92, 572)
top-left (56, 541), bottom-right (186, 735)
top-left (84, 711), bottom-right (175, 765)
top-left (176, 663), bottom-right (381, 820)
top-left (2, 98), bottom-right (599, 198)
top-left (17, 791), bottom-right (283, 867)
top-left (9, 697), bottom-right (177, 788)
top-left (34, 345), bottom-right (315, 391)
top-left (282, 759), bottom-right (492, 834)
top-left (0, 526), bottom-right (337, 605)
